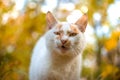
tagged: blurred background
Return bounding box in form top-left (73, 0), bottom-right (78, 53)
top-left (0, 0), bottom-right (120, 80)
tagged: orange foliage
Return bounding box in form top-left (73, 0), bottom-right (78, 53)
top-left (105, 31), bottom-right (120, 51)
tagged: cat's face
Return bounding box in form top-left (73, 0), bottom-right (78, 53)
top-left (53, 23), bottom-right (81, 52)
top-left (46, 11), bottom-right (88, 56)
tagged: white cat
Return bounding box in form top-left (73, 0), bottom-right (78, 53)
top-left (29, 11), bottom-right (88, 80)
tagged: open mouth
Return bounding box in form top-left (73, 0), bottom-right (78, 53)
top-left (60, 45), bottom-right (69, 50)
top-left (56, 44), bottom-right (70, 51)
top-left (61, 45), bottom-right (66, 48)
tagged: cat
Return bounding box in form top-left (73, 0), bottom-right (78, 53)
top-left (29, 11), bottom-right (88, 80)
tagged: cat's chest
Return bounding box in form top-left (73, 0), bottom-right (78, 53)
top-left (46, 61), bottom-right (80, 80)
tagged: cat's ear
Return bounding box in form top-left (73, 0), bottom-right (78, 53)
top-left (75, 14), bottom-right (88, 32)
top-left (46, 11), bottom-right (57, 29)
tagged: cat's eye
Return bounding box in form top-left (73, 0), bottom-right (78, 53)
top-left (54, 32), bottom-right (60, 35)
top-left (69, 33), bottom-right (77, 36)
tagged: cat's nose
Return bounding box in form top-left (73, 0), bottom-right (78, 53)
top-left (61, 39), bottom-right (67, 44)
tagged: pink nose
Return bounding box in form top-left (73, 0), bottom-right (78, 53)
top-left (61, 40), bottom-right (67, 44)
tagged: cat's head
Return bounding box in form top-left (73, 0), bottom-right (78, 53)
top-left (46, 11), bottom-right (88, 56)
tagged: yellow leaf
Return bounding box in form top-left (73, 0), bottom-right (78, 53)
top-left (105, 31), bottom-right (120, 50)
top-left (105, 39), bottom-right (117, 50)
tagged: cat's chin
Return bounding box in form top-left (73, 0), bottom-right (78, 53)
top-left (60, 47), bottom-right (69, 52)
top-left (56, 46), bottom-right (71, 53)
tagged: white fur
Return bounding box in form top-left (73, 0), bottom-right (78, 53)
top-left (29, 22), bottom-right (86, 80)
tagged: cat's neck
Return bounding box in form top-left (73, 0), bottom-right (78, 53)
top-left (49, 50), bottom-right (82, 67)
